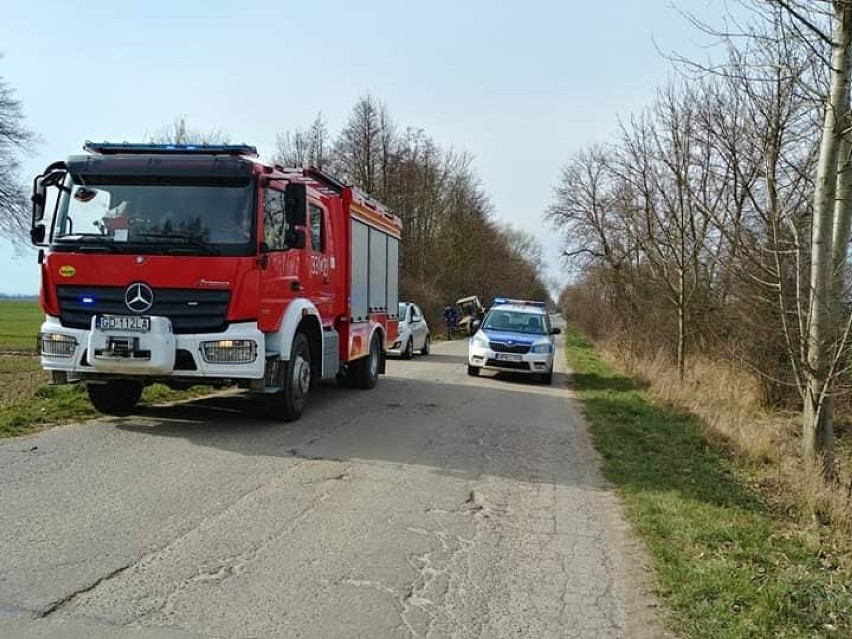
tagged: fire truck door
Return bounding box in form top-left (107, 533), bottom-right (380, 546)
top-left (308, 202), bottom-right (334, 324)
top-left (258, 185), bottom-right (297, 332)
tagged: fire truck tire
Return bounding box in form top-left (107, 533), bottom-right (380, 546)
top-left (87, 380), bottom-right (143, 416)
top-left (402, 338), bottom-right (414, 360)
top-left (352, 333), bottom-right (381, 390)
top-left (269, 332), bottom-right (311, 422)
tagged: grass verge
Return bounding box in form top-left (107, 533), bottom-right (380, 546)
top-left (1, 354), bottom-right (216, 440)
top-left (565, 327), bottom-right (851, 638)
top-left (0, 301), bottom-right (219, 439)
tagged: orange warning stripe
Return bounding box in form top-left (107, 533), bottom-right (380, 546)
top-left (350, 203), bottom-right (401, 238)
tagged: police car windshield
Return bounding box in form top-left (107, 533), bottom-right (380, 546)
top-left (52, 177), bottom-right (254, 255)
top-left (482, 310), bottom-right (547, 335)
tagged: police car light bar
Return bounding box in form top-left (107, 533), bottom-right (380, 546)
top-left (492, 297), bottom-right (547, 309)
top-left (83, 141), bottom-right (259, 157)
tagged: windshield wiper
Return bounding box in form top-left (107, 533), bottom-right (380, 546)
top-left (54, 234), bottom-right (118, 252)
top-left (132, 233), bottom-right (220, 256)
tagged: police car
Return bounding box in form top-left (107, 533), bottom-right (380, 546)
top-left (467, 298), bottom-right (561, 384)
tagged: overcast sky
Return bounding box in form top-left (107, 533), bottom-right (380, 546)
top-left (0, 0), bottom-right (726, 296)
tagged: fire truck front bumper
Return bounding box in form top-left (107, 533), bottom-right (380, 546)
top-left (37, 316), bottom-right (265, 382)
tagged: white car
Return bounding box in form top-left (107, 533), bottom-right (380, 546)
top-left (389, 302), bottom-right (431, 359)
top-left (467, 298), bottom-right (560, 384)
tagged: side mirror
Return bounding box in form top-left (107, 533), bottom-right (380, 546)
top-left (550, 327), bottom-right (562, 335)
top-left (472, 320), bottom-right (481, 330)
top-left (287, 229), bottom-right (307, 250)
top-left (32, 192), bottom-right (46, 224)
top-left (285, 182), bottom-right (307, 227)
top-left (31, 161), bottom-right (67, 245)
top-left (30, 224), bottom-right (46, 246)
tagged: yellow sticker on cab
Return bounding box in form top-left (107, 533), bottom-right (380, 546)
top-left (59, 265), bottom-right (76, 277)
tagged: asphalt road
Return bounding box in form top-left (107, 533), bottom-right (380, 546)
top-left (0, 326), bottom-right (663, 638)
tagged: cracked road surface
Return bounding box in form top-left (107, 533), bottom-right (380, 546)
top-left (0, 327), bottom-right (663, 638)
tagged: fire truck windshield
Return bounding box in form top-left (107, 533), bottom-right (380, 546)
top-left (52, 178), bottom-right (255, 256)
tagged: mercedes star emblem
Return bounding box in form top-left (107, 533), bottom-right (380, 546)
top-left (125, 282), bottom-right (154, 313)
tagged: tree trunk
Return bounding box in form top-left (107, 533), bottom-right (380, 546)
top-left (677, 299), bottom-right (686, 381)
top-left (804, 1), bottom-right (852, 478)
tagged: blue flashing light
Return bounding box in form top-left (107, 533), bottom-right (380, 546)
top-left (492, 297), bottom-right (546, 309)
top-left (81, 296), bottom-right (94, 304)
top-left (83, 141), bottom-right (259, 157)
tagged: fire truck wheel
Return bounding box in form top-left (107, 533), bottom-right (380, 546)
top-left (402, 338), bottom-right (414, 360)
top-left (270, 332), bottom-right (311, 421)
top-left (353, 333), bottom-right (381, 390)
top-left (87, 380), bottom-right (143, 416)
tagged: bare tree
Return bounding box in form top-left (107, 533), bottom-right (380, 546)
top-left (274, 112), bottom-right (329, 168)
top-left (268, 94), bottom-right (552, 324)
top-left (797, 1), bottom-right (852, 475)
top-left (334, 94), bottom-right (396, 196)
top-left (0, 66), bottom-right (36, 244)
top-left (148, 115), bottom-right (230, 145)
top-left (606, 83), bottom-right (721, 379)
top-left (549, 0), bottom-right (852, 477)
top-left (680, 0), bottom-right (852, 476)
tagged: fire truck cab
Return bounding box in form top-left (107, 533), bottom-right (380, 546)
top-left (30, 142), bottom-right (401, 421)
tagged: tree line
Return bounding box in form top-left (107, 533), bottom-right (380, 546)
top-left (273, 97), bottom-right (551, 324)
top-left (547, 0), bottom-right (852, 478)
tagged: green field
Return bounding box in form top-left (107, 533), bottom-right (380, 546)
top-left (0, 300), bottom-right (42, 351)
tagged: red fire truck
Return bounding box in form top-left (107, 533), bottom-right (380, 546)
top-left (29, 142), bottom-right (401, 421)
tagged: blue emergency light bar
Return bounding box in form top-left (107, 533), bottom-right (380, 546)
top-left (83, 141), bottom-right (259, 157)
top-left (492, 297), bottom-right (547, 309)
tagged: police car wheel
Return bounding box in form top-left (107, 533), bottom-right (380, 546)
top-left (539, 370), bottom-right (553, 385)
top-left (467, 365), bottom-right (480, 377)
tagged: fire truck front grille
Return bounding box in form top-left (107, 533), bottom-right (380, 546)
top-left (489, 341), bottom-right (531, 354)
top-left (56, 286), bottom-right (231, 334)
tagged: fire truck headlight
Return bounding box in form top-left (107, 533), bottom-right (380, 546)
top-left (38, 333), bottom-right (77, 358)
top-left (201, 339), bottom-right (257, 364)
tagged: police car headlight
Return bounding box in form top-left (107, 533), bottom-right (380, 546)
top-left (531, 342), bottom-right (553, 354)
top-left (471, 333), bottom-right (489, 348)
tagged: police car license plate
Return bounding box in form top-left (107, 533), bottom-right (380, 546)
top-left (97, 315), bottom-right (151, 332)
top-left (495, 353), bottom-right (522, 362)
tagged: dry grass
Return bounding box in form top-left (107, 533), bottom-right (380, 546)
top-left (0, 354), bottom-right (48, 404)
top-left (602, 342), bottom-right (852, 539)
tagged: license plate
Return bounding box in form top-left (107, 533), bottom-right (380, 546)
top-left (495, 353), bottom-right (522, 362)
top-left (97, 315), bottom-right (151, 332)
